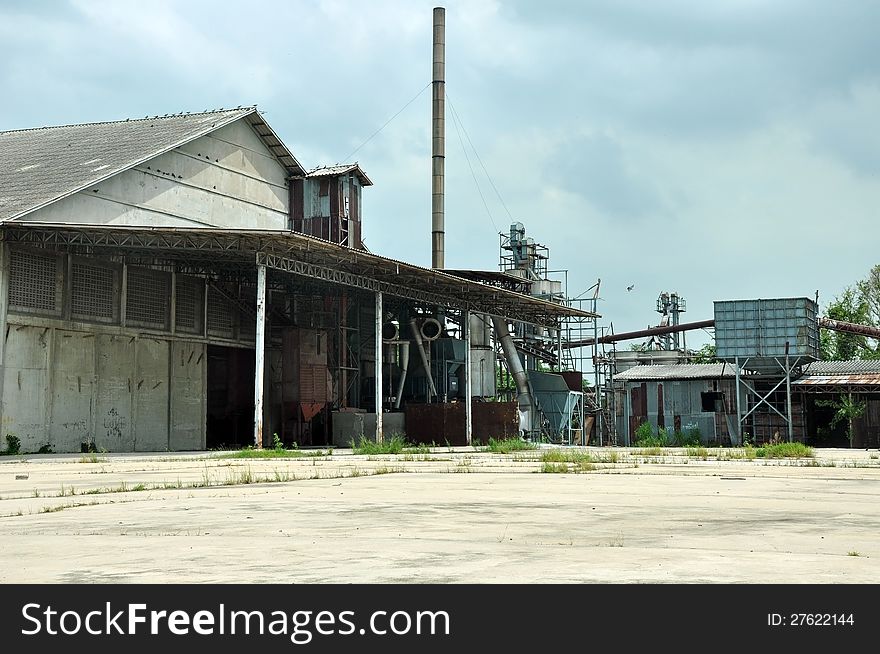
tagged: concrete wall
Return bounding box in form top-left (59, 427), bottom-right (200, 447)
top-left (2, 321), bottom-right (208, 453)
top-left (16, 119), bottom-right (289, 229)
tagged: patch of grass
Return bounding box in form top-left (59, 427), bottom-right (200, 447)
top-left (634, 447), bottom-right (665, 457)
top-left (78, 454), bottom-right (107, 463)
top-left (593, 450), bottom-right (619, 464)
top-left (686, 447), bottom-right (709, 459)
top-left (541, 450), bottom-right (594, 464)
top-left (722, 446), bottom-right (758, 460)
top-left (40, 504), bottom-right (66, 513)
top-left (351, 434), bottom-right (407, 455)
top-left (870, 454), bottom-right (879, 460)
top-left (402, 443), bottom-right (431, 455)
top-left (272, 469), bottom-right (295, 483)
top-left (847, 550), bottom-right (861, 557)
top-left (485, 437), bottom-right (537, 453)
top-left (540, 462), bottom-right (569, 474)
top-left (348, 467), bottom-right (364, 478)
top-left (130, 484), bottom-right (147, 492)
top-left (757, 442), bottom-right (814, 459)
top-left (217, 447), bottom-right (325, 459)
top-left (373, 466), bottom-right (404, 476)
top-left (225, 468), bottom-right (255, 485)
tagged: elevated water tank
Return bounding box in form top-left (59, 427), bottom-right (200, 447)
top-left (714, 297), bottom-right (819, 372)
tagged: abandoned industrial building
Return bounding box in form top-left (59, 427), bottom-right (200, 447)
top-left (0, 107), bottom-right (601, 453)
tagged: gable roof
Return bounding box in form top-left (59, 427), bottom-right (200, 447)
top-left (0, 107), bottom-right (306, 223)
top-left (306, 163), bottom-right (373, 186)
top-left (614, 363), bottom-right (739, 381)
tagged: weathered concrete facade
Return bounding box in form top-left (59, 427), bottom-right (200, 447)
top-left (0, 108), bottom-right (591, 453)
top-left (0, 113), bottom-right (293, 451)
top-left (18, 121), bottom-right (289, 229)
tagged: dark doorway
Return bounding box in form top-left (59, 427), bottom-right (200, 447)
top-left (207, 345), bottom-right (255, 449)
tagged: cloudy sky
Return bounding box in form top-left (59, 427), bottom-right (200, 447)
top-left (2, 0), bottom-right (878, 350)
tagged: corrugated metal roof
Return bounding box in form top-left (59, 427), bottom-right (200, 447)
top-left (614, 363), bottom-right (738, 381)
top-left (0, 107), bottom-right (306, 223)
top-left (306, 163), bottom-right (373, 186)
top-left (792, 375), bottom-right (880, 386)
top-left (801, 360), bottom-right (880, 375)
top-left (2, 222), bottom-right (598, 326)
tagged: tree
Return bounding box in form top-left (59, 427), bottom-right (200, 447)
top-left (820, 286), bottom-right (873, 360)
top-left (820, 264), bottom-right (880, 361)
top-left (692, 343), bottom-right (716, 363)
top-left (816, 394), bottom-right (866, 447)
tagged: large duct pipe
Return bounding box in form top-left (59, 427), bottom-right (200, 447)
top-left (394, 342), bottom-right (410, 410)
top-left (431, 6), bottom-right (445, 269)
top-left (382, 322), bottom-right (399, 342)
top-left (819, 317), bottom-right (880, 339)
top-left (492, 316), bottom-right (531, 412)
top-left (420, 316), bottom-right (443, 341)
top-left (564, 319), bottom-right (716, 348)
top-left (410, 318), bottom-right (438, 398)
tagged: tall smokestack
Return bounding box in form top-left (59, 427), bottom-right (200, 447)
top-left (431, 6), bottom-right (445, 269)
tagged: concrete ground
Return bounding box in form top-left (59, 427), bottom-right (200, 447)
top-left (1, 446), bottom-right (879, 583)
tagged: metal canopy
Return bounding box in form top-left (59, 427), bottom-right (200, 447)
top-left (1, 223), bottom-right (597, 327)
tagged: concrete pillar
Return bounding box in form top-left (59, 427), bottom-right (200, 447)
top-left (785, 352), bottom-right (793, 443)
top-left (253, 264), bottom-right (267, 448)
top-left (375, 291), bottom-right (383, 443)
top-left (734, 356), bottom-right (743, 445)
top-left (0, 243), bottom-right (8, 423)
top-left (464, 310), bottom-right (472, 446)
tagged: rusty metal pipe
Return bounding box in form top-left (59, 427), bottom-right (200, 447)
top-left (563, 319), bottom-right (716, 348)
top-left (819, 317), bottom-right (880, 339)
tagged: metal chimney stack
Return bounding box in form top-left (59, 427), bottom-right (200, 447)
top-left (431, 6), bottom-right (445, 269)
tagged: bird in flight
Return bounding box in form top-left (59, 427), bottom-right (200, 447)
top-left (626, 284), bottom-right (635, 292)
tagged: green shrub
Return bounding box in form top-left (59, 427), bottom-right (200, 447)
top-left (485, 437), bottom-right (537, 453)
top-left (672, 427), bottom-right (702, 447)
top-left (634, 422), bottom-right (668, 447)
top-left (4, 434), bottom-right (21, 455)
top-left (351, 434), bottom-right (407, 455)
top-left (757, 442), bottom-right (813, 459)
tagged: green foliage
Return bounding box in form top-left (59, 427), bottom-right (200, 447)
top-left (540, 462), bottom-right (570, 473)
top-left (540, 450), bottom-right (594, 464)
top-left (485, 437), bottom-right (537, 453)
top-left (821, 267), bottom-right (880, 361)
top-left (37, 443), bottom-right (54, 454)
top-left (692, 343), bottom-right (717, 363)
top-left (816, 395), bottom-right (866, 445)
top-left (672, 427), bottom-right (702, 447)
top-left (350, 434), bottom-right (407, 455)
top-left (633, 422), bottom-right (669, 447)
top-left (686, 447), bottom-right (709, 459)
top-left (757, 442), bottom-right (814, 459)
top-left (4, 434), bottom-right (21, 455)
top-left (219, 447), bottom-right (325, 459)
top-left (821, 287), bottom-right (875, 360)
top-left (272, 433), bottom-right (284, 451)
